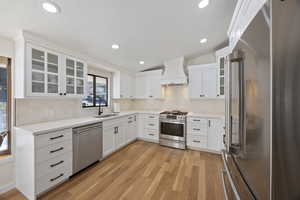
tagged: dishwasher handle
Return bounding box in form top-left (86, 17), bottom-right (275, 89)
top-left (73, 123), bottom-right (102, 134)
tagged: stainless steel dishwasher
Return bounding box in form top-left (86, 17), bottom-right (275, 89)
top-left (73, 123), bottom-right (102, 174)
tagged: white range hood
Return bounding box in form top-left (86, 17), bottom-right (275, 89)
top-left (161, 57), bottom-right (188, 85)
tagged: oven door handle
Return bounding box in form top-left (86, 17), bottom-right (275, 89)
top-left (159, 121), bottom-right (185, 125)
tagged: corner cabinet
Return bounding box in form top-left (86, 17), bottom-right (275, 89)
top-left (188, 64), bottom-right (219, 99)
top-left (15, 42), bottom-right (87, 98)
top-left (135, 70), bottom-right (164, 99)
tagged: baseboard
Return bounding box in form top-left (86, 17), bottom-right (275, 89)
top-left (0, 182), bottom-right (15, 194)
top-left (137, 137), bottom-right (159, 144)
top-left (187, 146), bottom-right (221, 155)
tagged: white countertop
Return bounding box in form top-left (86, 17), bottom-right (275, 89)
top-left (187, 112), bottom-right (225, 118)
top-left (15, 110), bottom-right (224, 135)
top-left (14, 111), bottom-right (161, 135)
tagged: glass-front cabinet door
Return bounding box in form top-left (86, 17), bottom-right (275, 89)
top-left (65, 57), bottom-right (86, 96)
top-left (28, 45), bottom-right (60, 96)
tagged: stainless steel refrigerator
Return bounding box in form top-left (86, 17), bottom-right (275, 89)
top-left (222, 0), bottom-right (300, 199)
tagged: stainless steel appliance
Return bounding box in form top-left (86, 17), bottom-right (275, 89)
top-left (223, 1), bottom-right (300, 199)
top-left (73, 123), bottom-right (102, 174)
top-left (222, 2), bottom-right (271, 200)
top-left (159, 110), bottom-right (188, 149)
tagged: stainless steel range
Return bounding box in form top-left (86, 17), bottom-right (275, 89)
top-left (159, 110), bottom-right (188, 150)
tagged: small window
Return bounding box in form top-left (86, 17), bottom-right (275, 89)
top-left (0, 57), bottom-right (11, 155)
top-left (82, 74), bottom-right (108, 107)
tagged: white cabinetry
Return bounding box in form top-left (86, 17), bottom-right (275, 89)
top-left (63, 56), bottom-right (86, 97)
top-left (215, 47), bottom-right (231, 98)
top-left (187, 116), bottom-right (224, 153)
top-left (102, 114), bottom-right (137, 158)
top-left (137, 113), bottom-right (159, 142)
top-left (113, 72), bottom-right (135, 99)
top-left (188, 64), bottom-right (218, 99)
top-left (135, 70), bottom-right (164, 99)
top-left (15, 128), bottom-right (73, 200)
top-left (15, 36), bottom-right (87, 98)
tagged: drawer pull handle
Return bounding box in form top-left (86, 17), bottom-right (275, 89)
top-left (50, 135), bottom-right (64, 140)
top-left (193, 140), bottom-right (201, 143)
top-left (149, 134), bottom-right (155, 136)
top-left (50, 160), bottom-right (64, 168)
top-left (128, 121), bottom-right (133, 124)
top-left (149, 116), bottom-right (155, 119)
top-left (50, 173), bottom-right (64, 182)
top-left (149, 124), bottom-right (155, 126)
top-left (50, 147), bottom-right (64, 154)
top-left (193, 120), bottom-right (201, 122)
top-left (193, 128), bottom-right (200, 131)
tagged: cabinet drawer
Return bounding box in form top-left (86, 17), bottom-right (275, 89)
top-left (188, 117), bottom-right (208, 125)
top-left (144, 129), bottom-right (159, 140)
top-left (36, 166), bottom-right (71, 195)
top-left (103, 118), bottom-right (123, 129)
top-left (187, 135), bottom-right (207, 148)
top-left (144, 119), bottom-right (159, 130)
top-left (36, 140), bottom-right (72, 164)
top-left (36, 152), bottom-right (72, 179)
top-left (141, 114), bottom-right (159, 120)
top-left (188, 126), bottom-right (207, 136)
top-left (36, 129), bottom-right (72, 149)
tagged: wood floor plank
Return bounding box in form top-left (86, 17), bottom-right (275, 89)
top-left (0, 141), bottom-right (224, 200)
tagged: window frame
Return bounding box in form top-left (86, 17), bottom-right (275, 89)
top-left (0, 58), bottom-right (11, 155)
top-left (82, 74), bottom-right (109, 108)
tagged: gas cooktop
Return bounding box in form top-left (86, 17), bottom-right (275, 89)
top-left (160, 110), bottom-right (188, 116)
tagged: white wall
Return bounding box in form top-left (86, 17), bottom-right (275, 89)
top-left (0, 36), bottom-right (15, 193)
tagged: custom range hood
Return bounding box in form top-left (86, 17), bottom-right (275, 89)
top-left (161, 57), bottom-right (188, 85)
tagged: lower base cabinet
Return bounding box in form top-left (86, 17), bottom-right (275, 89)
top-left (187, 116), bottom-right (224, 153)
top-left (102, 114), bottom-right (137, 158)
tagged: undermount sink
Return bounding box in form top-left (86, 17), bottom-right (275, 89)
top-left (95, 113), bottom-right (119, 118)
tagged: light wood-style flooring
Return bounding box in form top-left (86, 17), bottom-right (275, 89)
top-left (0, 141), bottom-right (224, 200)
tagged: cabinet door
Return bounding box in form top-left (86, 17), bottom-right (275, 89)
top-left (189, 68), bottom-right (203, 98)
top-left (65, 57), bottom-right (86, 97)
top-left (202, 67), bottom-right (218, 98)
top-left (218, 57), bottom-right (225, 97)
top-left (27, 45), bottom-right (61, 96)
top-left (120, 74), bottom-right (134, 98)
top-left (103, 127), bottom-right (115, 157)
top-left (114, 125), bottom-right (125, 149)
top-left (147, 74), bottom-right (162, 98)
top-left (207, 119), bottom-right (222, 151)
top-left (135, 75), bottom-right (147, 98)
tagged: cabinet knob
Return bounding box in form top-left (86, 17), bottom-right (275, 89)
top-left (59, 93), bottom-right (63, 96)
top-left (64, 93), bottom-right (67, 96)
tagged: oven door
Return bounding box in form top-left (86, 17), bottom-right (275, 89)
top-left (159, 120), bottom-right (185, 142)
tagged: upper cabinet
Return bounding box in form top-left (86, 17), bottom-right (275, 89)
top-left (215, 46), bottom-right (231, 98)
top-left (135, 70), bottom-right (164, 99)
top-left (15, 36), bottom-right (87, 98)
top-left (63, 56), bottom-right (86, 97)
top-left (188, 64), bottom-right (219, 99)
top-left (114, 70), bottom-right (164, 100)
top-left (113, 72), bottom-right (135, 99)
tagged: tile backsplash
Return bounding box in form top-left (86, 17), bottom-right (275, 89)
top-left (15, 86), bottom-right (224, 126)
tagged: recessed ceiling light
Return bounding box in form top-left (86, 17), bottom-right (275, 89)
top-left (112, 44), bottom-right (120, 49)
top-left (198, 0), bottom-right (210, 9)
top-left (200, 38), bottom-right (208, 44)
top-left (42, 1), bottom-right (60, 13)
top-left (139, 61), bottom-right (145, 65)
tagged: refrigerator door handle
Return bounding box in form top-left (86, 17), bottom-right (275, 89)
top-left (221, 169), bottom-right (229, 200)
top-left (221, 150), bottom-right (241, 200)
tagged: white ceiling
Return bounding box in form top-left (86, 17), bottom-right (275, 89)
top-left (0, 0), bottom-right (236, 72)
